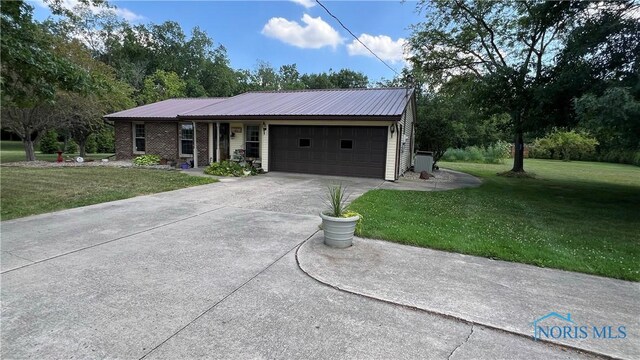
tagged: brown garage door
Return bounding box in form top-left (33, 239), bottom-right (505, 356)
top-left (269, 125), bottom-right (387, 178)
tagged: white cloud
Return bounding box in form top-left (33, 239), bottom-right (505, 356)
top-left (290, 0), bottom-right (316, 8)
top-left (262, 14), bottom-right (343, 49)
top-left (112, 7), bottom-right (145, 22)
top-left (32, 0), bottom-right (144, 22)
top-left (347, 34), bottom-right (408, 64)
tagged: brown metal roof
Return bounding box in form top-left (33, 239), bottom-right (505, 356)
top-left (104, 98), bottom-right (227, 119)
top-left (104, 88), bottom-right (414, 121)
top-left (180, 88), bottom-right (414, 120)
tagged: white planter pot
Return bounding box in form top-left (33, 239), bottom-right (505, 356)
top-left (320, 212), bottom-right (359, 248)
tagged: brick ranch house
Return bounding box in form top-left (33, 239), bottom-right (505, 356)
top-left (104, 87), bottom-right (416, 180)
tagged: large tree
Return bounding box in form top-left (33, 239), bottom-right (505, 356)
top-left (138, 70), bottom-right (186, 104)
top-left (408, 0), bottom-right (636, 172)
top-left (1, 0), bottom-right (90, 160)
top-left (50, 40), bottom-right (134, 157)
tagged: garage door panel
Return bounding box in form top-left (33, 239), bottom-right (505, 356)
top-left (270, 125), bottom-right (387, 178)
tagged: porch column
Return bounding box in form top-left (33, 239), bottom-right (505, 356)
top-left (216, 121), bottom-right (220, 162)
top-left (208, 122), bottom-right (213, 163)
top-left (193, 121), bottom-right (198, 168)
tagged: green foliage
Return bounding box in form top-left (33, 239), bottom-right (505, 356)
top-left (94, 126), bottom-right (115, 153)
top-left (65, 139), bottom-right (77, 153)
top-left (575, 87), bottom-right (640, 152)
top-left (415, 75), bottom-right (510, 165)
top-left (596, 149), bottom-right (640, 167)
top-left (350, 159), bottom-right (640, 281)
top-left (1, 140), bottom-right (114, 163)
top-left (138, 70), bottom-right (187, 104)
top-left (529, 130), bottom-right (598, 161)
top-left (484, 141), bottom-right (512, 163)
top-left (325, 184), bottom-right (349, 217)
top-left (1, 167), bottom-right (217, 220)
top-left (342, 210), bottom-right (364, 236)
top-left (133, 154), bottom-right (161, 166)
top-left (409, 0), bottom-right (637, 171)
top-left (441, 141), bottom-right (510, 164)
top-left (85, 135), bottom-right (97, 154)
top-left (203, 160), bottom-right (257, 177)
top-left (38, 130), bottom-right (60, 154)
top-left (0, 1), bottom-right (90, 107)
top-left (299, 68), bottom-right (369, 89)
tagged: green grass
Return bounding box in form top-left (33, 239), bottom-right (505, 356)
top-left (349, 159), bottom-right (640, 281)
top-left (1, 167), bottom-right (217, 220)
top-left (1, 140), bottom-right (113, 163)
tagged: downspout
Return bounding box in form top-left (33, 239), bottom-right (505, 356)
top-left (193, 121), bottom-right (198, 168)
top-left (215, 121), bottom-right (220, 162)
top-left (394, 122), bottom-right (401, 180)
top-left (208, 122), bottom-right (213, 164)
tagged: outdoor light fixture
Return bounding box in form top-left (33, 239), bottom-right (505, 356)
top-left (262, 122), bottom-right (267, 134)
top-left (390, 123), bottom-right (396, 138)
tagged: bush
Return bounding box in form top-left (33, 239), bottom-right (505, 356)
top-left (65, 139), bottom-right (77, 153)
top-left (39, 130), bottom-right (59, 154)
top-left (204, 160), bottom-right (257, 177)
top-left (441, 141), bottom-right (510, 164)
top-left (95, 127), bottom-right (115, 153)
top-left (597, 149), bottom-right (640, 166)
top-left (133, 154), bottom-right (161, 166)
top-left (85, 135), bottom-right (97, 154)
top-left (484, 141), bottom-right (511, 164)
top-left (529, 130), bottom-right (598, 161)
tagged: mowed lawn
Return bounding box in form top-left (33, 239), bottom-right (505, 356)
top-left (349, 159), bottom-right (640, 281)
top-left (1, 167), bottom-right (217, 220)
top-left (0, 140), bottom-right (113, 163)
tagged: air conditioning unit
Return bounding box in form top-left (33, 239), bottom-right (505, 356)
top-left (414, 151), bottom-right (434, 174)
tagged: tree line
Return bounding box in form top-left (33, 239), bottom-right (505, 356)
top-left (2, 0), bottom-right (638, 168)
top-left (1, 0), bottom-right (370, 160)
top-left (406, 0), bottom-right (639, 170)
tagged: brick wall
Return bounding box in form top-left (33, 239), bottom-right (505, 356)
top-left (146, 122), bottom-right (178, 161)
top-left (115, 120), bottom-right (213, 166)
top-left (115, 121), bottom-right (133, 160)
top-left (196, 122), bottom-right (209, 167)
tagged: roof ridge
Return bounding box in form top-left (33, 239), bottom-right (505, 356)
top-left (245, 87), bottom-right (411, 94)
top-left (167, 97), bottom-right (228, 100)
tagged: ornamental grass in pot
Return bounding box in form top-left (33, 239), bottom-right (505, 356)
top-left (320, 184), bottom-right (362, 248)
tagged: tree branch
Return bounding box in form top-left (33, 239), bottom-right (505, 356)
top-left (455, 0), bottom-right (508, 67)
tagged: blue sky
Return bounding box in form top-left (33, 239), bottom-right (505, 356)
top-left (32, 0), bottom-right (423, 82)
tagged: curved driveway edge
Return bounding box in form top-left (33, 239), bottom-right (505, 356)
top-left (378, 168), bottom-right (482, 191)
top-left (296, 234), bottom-right (639, 360)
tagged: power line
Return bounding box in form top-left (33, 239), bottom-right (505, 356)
top-left (315, 0), bottom-right (401, 77)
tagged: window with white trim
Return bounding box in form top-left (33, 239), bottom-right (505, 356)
top-left (180, 123), bottom-right (194, 156)
top-left (133, 123), bottom-right (145, 153)
top-left (245, 125), bottom-right (260, 158)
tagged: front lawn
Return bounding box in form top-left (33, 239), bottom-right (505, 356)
top-left (0, 140), bottom-right (113, 163)
top-left (0, 167), bottom-right (217, 220)
top-left (349, 159), bottom-right (640, 281)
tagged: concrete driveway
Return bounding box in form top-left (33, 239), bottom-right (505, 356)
top-left (2, 173), bottom-right (597, 359)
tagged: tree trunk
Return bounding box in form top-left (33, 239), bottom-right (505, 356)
top-left (22, 138), bottom-right (36, 161)
top-left (78, 141), bottom-right (86, 158)
top-left (63, 134), bottom-right (69, 152)
top-left (511, 131), bottom-right (525, 172)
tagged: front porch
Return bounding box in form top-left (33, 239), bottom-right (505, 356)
top-left (182, 120), bottom-right (266, 170)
